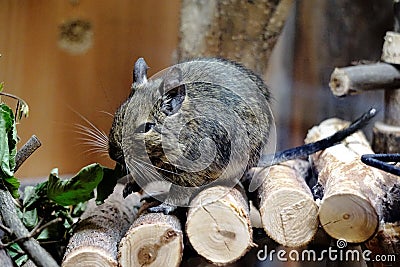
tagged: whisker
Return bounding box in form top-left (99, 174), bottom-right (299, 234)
top-left (72, 125), bottom-right (109, 158)
top-left (68, 106), bottom-right (109, 143)
top-left (74, 136), bottom-right (108, 148)
top-left (75, 137), bottom-right (108, 148)
top-left (132, 159), bottom-right (160, 178)
top-left (75, 143), bottom-right (108, 154)
top-left (73, 123), bottom-right (109, 143)
top-left (134, 158), bottom-right (184, 177)
top-left (131, 159), bottom-right (166, 183)
top-left (68, 106), bottom-right (106, 136)
top-left (80, 147), bottom-right (110, 158)
top-left (98, 110), bottom-right (114, 118)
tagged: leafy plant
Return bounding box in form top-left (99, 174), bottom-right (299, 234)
top-left (0, 85), bottom-right (121, 265)
top-left (0, 102), bottom-right (19, 198)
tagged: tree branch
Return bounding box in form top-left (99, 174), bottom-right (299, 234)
top-left (0, 190), bottom-right (59, 267)
top-left (329, 63), bottom-right (400, 96)
top-left (0, 136), bottom-right (58, 266)
top-left (14, 135), bottom-right (41, 173)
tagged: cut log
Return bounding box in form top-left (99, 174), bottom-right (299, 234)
top-left (363, 182), bottom-right (400, 266)
top-left (118, 213), bottom-right (183, 267)
top-left (329, 63), bottom-right (400, 97)
top-left (365, 223), bottom-right (400, 266)
top-left (254, 160), bottom-right (319, 247)
top-left (186, 186), bottom-right (253, 266)
top-left (305, 118), bottom-right (399, 243)
top-left (381, 31), bottom-right (400, 64)
top-left (372, 121), bottom-right (400, 153)
top-left (62, 184), bottom-right (139, 267)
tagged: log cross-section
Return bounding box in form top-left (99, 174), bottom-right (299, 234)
top-left (118, 213), bottom-right (183, 267)
top-left (62, 184), bottom-right (139, 267)
top-left (255, 159), bottom-right (319, 247)
top-left (305, 118), bottom-right (399, 243)
top-left (186, 186), bottom-right (253, 266)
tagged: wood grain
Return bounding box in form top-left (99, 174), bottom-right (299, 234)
top-left (0, 0), bottom-right (180, 178)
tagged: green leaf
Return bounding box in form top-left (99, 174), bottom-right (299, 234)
top-left (22, 182), bottom-right (48, 209)
top-left (95, 166), bottom-right (119, 204)
top-left (0, 104), bottom-right (16, 176)
top-left (71, 201), bottom-right (87, 217)
top-left (15, 255), bottom-right (29, 267)
top-left (7, 243), bottom-right (28, 267)
top-left (36, 221), bottom-right (63, 241)
top-left (22, 208), bottom-right (38, 230)
top-left (0, 103), bottom-right (19, 198)
top-left (3, 175), bottom-right (20, 198)
top-left (47, 163), bottom-right (104, 206)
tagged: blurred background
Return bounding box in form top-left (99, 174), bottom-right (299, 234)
top-left (0, 0), bottom-right (393, 179)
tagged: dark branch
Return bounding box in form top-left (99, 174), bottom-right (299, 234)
top-left (361, 153), bottom-right (400, 176)
top-left (260, 108), bottom-right (377, 167)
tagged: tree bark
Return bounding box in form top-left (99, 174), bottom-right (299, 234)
top-left (186, 186), bottom-right (253, 266)
top-left (365, 223), bottom-right (400, 266)
top-left (118, 213), bottom-right (183, 267)
top-left (254, 159), bottom-right (319, 247)
top-left (62, 184), bottom-right (138, 267)
top-left (178, 0), bottom-right (294, 74)
top-left (0, 240), bottom-right (13, 267)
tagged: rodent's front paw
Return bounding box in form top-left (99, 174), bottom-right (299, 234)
top-left (147, 203), bottom-right (176, 215)
top-left (122, 181), bottom-right (141, 198)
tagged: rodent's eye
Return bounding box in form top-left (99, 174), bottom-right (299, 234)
top-left (135, 122), bottom-right (155, 133)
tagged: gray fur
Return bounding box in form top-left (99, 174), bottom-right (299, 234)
top-left (109, 57), bottom-right (272, 191)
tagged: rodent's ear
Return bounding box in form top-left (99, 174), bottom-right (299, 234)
top-left (161, 84), bottom-right (186, 116)
top-left (133, 57), bottom-right (149, 86)
top-left (159, 66), bottom-right (183, 95)
top-left (160, 67), bottom-right (185, 116)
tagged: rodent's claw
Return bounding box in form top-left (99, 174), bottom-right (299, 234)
top-left (122, 181), bottom-right (141, 198)
top-left (148, 203), bottom-right (176, 215)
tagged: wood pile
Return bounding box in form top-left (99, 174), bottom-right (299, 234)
top-left (58, 114), bottom-right (400, 266)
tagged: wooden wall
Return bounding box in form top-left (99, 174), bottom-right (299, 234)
top-left (0, 1), bottom-right (181, 178)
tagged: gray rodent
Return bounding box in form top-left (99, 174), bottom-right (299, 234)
top-left (108, 57), bottom-right (376, 212)
top-left (108, 57), bottom-right (272, 211)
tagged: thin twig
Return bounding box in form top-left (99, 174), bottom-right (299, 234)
top-left (0, 135), bottom-right (58, 266)
top-left (30, 218), bottom-right (62, 239)
top-left (0, 222), bottom-right (12, 236)
top-left (0, 190), bottom-right (59, 267)
top-left (14, 135), bottom-right (41, 173)
top-left (29, 218), bottom-right (45, 238)
top-left (0, 217), bottom-right (63, 249)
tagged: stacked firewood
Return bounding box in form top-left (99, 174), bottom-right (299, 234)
top-left (60, 113), bottom-right (400, 266)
